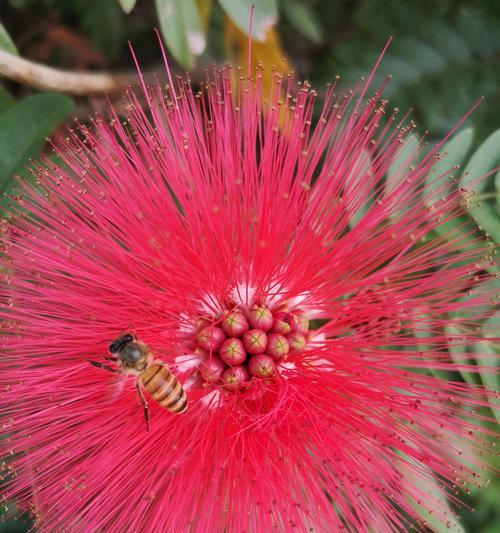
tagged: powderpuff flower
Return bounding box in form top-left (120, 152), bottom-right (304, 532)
top-left (0, 45), bottom-right (498, 532)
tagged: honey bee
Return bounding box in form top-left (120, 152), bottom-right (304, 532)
top-left (90, 333), bottom-right (187, 430)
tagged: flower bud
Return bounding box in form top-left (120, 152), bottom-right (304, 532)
top-left (219, 338), bottom-right (246, 365)
top-left (221, 311), bottom-right (249, 337)
top-left (197, 326), bottom-right (226, 352)
top-left (266, 333), bottom-right (289, 360)
top-left (248, 354), bottom-right (275, 378)
top-left (288, 332), bottom-right (307, 354)
top-left (193, 346), bottom-right (208, 357)
top-left (274, 301), bottom-right (289, 313)
top-left (195, 317), bottom-right (211, 331)
top-left (199, 356), bottom-right (225, 383)
top-left (247, 304), bottom-right (273, 332)
top-left (242, 329), bottom-right (267, 355)
top-left (224, 296), bottom-right (237, 309)
top-left (284, 312), bottom-right (300, 332)
top-left (296, 314), bottom-right (309, 333)
top-left (222, 365), bottom-right (249, 391)
top-left (271, 312), bottom-right (292, 335)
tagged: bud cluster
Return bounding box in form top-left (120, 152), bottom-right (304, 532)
top-left (193, 303), bottom-right (309, 391)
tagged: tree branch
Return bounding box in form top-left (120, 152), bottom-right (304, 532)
top-left (0, 49), bottom-right (146, 96)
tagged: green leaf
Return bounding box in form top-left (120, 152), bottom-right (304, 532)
top-left (475, 312), bottom-right (500, 422)
top-left (386, 134), bottom-right (419, 196)
top-left (281, 0), bottom-right (322, 44)
top-left (218, 0), bottom-right (278, 41)
top-left (0, 93), bottom-right (74, 195)
top-left (395, 39), bottom-right (446, 75)
top-left (0, 511), bottom-right (31, 533)
top-left (460, 129), bottom-right (500, 244)
top-left (426, 128), bottom-right (474, 189)
top-left (346, 149), bottom-right (373, 228)
top-left (412, 311), bottom-right (455, 381)
top-left (0, 84), bottom-right (15, 115)
top-left (0, 21), bottom-right (18, 55)
top-left (446, 277), bottom-right (499, 388)
top-left (423, 128), bottom-right (488, 258)
top-left (338, 11), bottom-right (500, 140)
top-left (445, 324), bottom-right (481, 386)
top-left (456, 9), bottom-right (497, 58)
top-left (81, 0), bottom-right (125, 60)
top-left (400, 456), bottom-right (465, 532)
top-left (425, 22), bottom-right (471, 63)
top-left (117, 0), bottom-right (137, 14)
top-left (155, 0), bottom-right (206, 70)
top-left (495, 169), bottom-right (500, 211)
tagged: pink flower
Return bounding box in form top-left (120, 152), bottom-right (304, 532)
top-left (0, 50), bottom-right (497, 532)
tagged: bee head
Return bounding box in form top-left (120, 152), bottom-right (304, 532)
top-left (109, 333), bottom-right (134, 354)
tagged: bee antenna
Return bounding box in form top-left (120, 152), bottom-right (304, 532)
top-left (94, 324), bottom-right (136, 347)
top-left (122, 324), bottom-right (135, 336)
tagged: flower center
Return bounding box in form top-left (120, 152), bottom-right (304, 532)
top-left (190, 302), bottom-right (310, 392)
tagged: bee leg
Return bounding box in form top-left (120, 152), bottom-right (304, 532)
top-left (89, 360), bottom-right (117, 373)
top-left (136, 381), bottom-right (150, 432)
top-left (104, 356), bottom-right (117, 362)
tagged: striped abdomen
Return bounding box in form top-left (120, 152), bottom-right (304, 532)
top-left (139, 363), bottom-right (187, 413)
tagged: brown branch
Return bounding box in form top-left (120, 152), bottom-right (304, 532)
top-left (0, 49), bottom-right (148, 96)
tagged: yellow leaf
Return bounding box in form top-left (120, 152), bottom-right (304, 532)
top-left (224, 17), bottom-right (290, 97)
top-left (195, 0), bottom-right (213, 33)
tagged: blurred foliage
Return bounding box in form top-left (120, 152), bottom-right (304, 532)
top-left (0, 93), bottom-right (73, 204)
top-left (0, 22), bottom-right (18, 55)
top-left (327, 8), bottom-right (500, 143)
top-left (0, 0), bottom-right (498, 531)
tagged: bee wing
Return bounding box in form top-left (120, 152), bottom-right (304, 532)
top-left (103, 373), bottom-right (129, 404)
top-left (172, 353), bottom-right (203, 374)
top-left (170, 353), bottom-right (204, 391)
